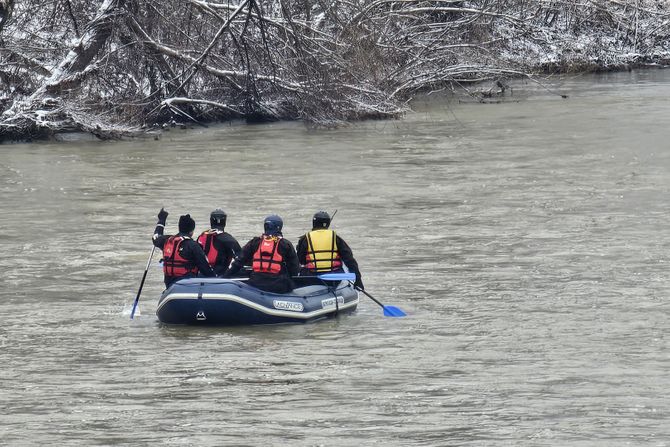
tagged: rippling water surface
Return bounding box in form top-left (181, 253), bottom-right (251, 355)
top-left (1, 70), bottom-right (669, 446)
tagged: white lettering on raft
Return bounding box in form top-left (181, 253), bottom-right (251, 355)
top-left (321, 297), bottom-right (344, 309)
top-left (273, 300), bottom-right (304, 312)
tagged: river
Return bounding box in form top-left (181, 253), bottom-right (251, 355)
top-left (1, 69), bottom-right (669, 446)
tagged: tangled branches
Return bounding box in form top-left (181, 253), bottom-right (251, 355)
top-left (0, 0), bottom-right (669, 141)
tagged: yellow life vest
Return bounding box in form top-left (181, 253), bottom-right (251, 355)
top-left (305, 229), bottom-right (342, 272)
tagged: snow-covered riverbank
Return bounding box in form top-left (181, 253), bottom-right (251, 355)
top-left (1, 0), bottom-right (669, 142)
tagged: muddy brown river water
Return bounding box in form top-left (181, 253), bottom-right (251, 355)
top-left (1, 69), bottom-right (669, 446)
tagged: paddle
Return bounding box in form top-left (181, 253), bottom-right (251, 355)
top-left (310, 272), bottom-right (354, 281)
top-left (227, 272), bottom-right (357, 282)
top-left (349, 282), bottom-right (406, 317)
top-left (130, 245), bottom-right (157, 320)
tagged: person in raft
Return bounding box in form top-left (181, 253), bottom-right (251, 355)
top-left (224, 214), bottom-right (300, 294)
top-left (196, 208), bottom-right (241, 277)
top-left (296, 210), bottom-right (364, 290)
top-left (152, 208), bottom-right (215, 288)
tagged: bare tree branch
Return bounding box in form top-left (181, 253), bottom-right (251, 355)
top-left (0, 0), bottom-right (669, 140)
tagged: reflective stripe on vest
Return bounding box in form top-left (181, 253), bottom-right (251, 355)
top-left (252, 236), bottom-right (283, 275)
top-left (305, 229), bottom-right (342, 272)
top-left (197, 229), bottom-right (221, 266)
top-left (163, 235), bottom-right (198, 277)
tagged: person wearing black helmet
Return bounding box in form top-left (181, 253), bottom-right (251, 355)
top-left (224, 214), bottom-right (300, 293)
top-left (152, 208), bottom-right (215, 288)
top-left (196, 208), bottom-right (241, 276)
top-left (297, 211), bottom-right (364, 290)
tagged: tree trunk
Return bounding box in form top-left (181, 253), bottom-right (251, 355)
top-left (0, 0), bottom-right (125, 141)
top-left (0, 0), bottom-right (14, 36)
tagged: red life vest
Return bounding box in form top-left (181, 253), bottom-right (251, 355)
top-left (197, 229), bottom-right (221, 266)
top-left (252, 236), bottom-right (284, 275)
top-left (163, 235), bottom-right (198, 277)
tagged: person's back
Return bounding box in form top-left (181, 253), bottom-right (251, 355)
top-left (225, 214), bottom-right (300, 294)
top-left (152, 209), bottom-right (215, 288)
top-left (297, 211), bottom-right (364, 290)
top-left (303, 228), bottom-right (343, 273)
top-left (196, 208), bottom-right (241, 276)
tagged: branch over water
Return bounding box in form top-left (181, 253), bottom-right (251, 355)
top-left (0, 0), bottom-right (669, 141)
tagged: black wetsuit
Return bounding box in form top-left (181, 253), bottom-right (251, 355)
top-left (296, 232), bottom-right (364, 289)
top-left (153, 225), bottom-right (215, 288)
top-left (198, 229), bottom-right (241, 276)
top-left (225, 235), bottom-right (300, 294)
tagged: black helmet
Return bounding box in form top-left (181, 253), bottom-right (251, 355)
top-left (210, 208), bottom-right (227, 229)
top-left (312, 210), bottom-right (330, 229)
top-left (263, 214), bottom-right (283, 236)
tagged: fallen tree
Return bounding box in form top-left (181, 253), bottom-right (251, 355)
top-left (0, 0), bottom-right (669, 141)
top-left (1, 0), bottom-right (128, 140)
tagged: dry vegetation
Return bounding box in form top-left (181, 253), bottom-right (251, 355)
top-left (0, 0), bottom-right (669, 141)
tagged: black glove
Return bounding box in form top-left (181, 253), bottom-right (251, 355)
top-left (354, 275), bottom-right (364, 290)
top-left (157, 208), bottom-right (169, 225)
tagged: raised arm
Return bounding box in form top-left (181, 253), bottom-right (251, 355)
top-left (152, 208), bottom-right (169, 249)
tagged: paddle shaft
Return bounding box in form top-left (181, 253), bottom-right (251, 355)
top-left (130, 245), bottom-right (157, 319)
top-left (349, 281), bottom-right (406, 316)
top-left (353, 284), bottom-right (385, 309)
top-left (226, 273), bottom-right (354, 281)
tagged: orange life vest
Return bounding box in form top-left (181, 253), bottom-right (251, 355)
top-left (163, 235), bottom-right (198, 277)
top-left (305, 229), bottom-right (342, 272)
top-left (252, 236), bottom-right (283, 275)
top-left (197, 229), bottom-right (221, 266)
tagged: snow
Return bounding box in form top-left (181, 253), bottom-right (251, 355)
top-left (2, 0), bottom-right (670, 139)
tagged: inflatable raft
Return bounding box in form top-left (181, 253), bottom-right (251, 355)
top-left (156, 277), bottom-right (359, 325)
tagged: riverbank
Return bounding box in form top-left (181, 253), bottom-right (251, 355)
top-left (1, 0), bottom-right (669, 142)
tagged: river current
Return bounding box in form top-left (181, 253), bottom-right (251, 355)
top-left (1, 70), bottom-right (669, 446)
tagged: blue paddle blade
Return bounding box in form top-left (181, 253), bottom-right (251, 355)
top-left (383, 305), bottom-right (407, 317)
top-left (318, 272), bottom-right (356, 281)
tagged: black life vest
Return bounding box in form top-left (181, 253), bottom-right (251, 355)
top-left (252, 236), bottom-right (283, 275)
top-left (163, 235), bottom-right (198, 277)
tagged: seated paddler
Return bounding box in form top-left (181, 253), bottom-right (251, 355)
top-left (196, 208), bottom-right (241, 277)
top-left (296, 211), bottom-right (364, 290)
top-left (152, 208), bottom-right (215, 288)
top-left (224, 214), bottom-right (300, 294)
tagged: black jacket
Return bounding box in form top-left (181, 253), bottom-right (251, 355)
top-left (153, 225), bottom-right (215, 288)
top-left (225, 235), bottom-right (300, 294)
top-left (197, 229), bottom-right (241, 276)
top-left (296, 230), bottom-right (364, 289)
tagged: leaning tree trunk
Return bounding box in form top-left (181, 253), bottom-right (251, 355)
top-left (2, 0), bottom-right (669, 141)
top-left (0, 0), bottom-right (14, 36)
top-left (0, 0), bottom-right (125, 140)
